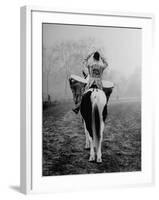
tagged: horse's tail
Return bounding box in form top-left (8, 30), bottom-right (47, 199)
top-left (92, 99), bottom-right (100, 151)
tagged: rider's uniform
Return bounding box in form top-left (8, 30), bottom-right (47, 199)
top-left (83, 52), bottom-right (108, 91)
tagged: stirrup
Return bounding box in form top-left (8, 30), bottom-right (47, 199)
top-left (72, 108), bottom-right (79, 114)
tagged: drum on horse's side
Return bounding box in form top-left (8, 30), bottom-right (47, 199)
top-left (69, 75), bottom-right (87, 91)
top-left (69, 75), bottom-right (87, 85)
top-left (69, 74), bottom-right (87, 105)
top-left (102, 80), bottom-right (114, 102)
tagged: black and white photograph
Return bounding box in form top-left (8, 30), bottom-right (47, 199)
top-left (42, 23), bottom-right (141, 176)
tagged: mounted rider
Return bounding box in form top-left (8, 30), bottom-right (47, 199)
top-left (69, 51), bottom-right (113, 114)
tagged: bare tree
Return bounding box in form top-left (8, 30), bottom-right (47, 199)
top-left (43, 47), bottom-right (59, 101)
top-left (43, 38), bottom-right (104, 100)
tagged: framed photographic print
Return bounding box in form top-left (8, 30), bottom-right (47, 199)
top-left (20, 6), bottom-right (154, 194)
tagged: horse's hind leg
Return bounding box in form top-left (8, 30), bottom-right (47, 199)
top-left (84, 122), bottom-right (90, 149)
top-left (96, 122), bottom-right (104, 163)
top-left (89, 136), bottom-right (95, 161)
top-left (96, 139), bottom-right (102, 163)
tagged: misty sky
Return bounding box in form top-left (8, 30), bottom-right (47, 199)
top-left (43, 23), bottom-right (141, 77)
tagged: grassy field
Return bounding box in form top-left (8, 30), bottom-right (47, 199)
top-left (42, 100), bottom-right (141, 176)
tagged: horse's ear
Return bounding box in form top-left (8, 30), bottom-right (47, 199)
top-left (82, 70), bottom-right (87, 79)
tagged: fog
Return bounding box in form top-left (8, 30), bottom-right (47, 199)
top-left (42, 24), bottom-right (141, 101)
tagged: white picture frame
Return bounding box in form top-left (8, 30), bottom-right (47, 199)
top-left (20, 6), bottom-right (154, 194)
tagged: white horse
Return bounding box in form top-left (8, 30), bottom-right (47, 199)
top-left (69, 74), bottom-right (113, 162)
top-left (80, 88), bottom-right (107, 163)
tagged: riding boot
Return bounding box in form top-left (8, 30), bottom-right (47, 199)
top-left (72, 106), bottom-right (80, 114)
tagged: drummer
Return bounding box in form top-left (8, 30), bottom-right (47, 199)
top-left (83, 51), bottom-right (108, 90)
top-left (71, 51), bottom-right (108, 114)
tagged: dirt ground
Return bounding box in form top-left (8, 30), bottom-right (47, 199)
top-left (42, 100), bottom-right (141, 176)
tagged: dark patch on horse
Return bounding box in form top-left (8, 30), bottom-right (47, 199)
top-left (80, 90), bottom-right (93, 138)
top-left (93, 104), bottom-right (100, 140)
top-left (102, 104), bottom-right (107, 122)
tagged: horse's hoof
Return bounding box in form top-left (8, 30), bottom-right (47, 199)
top-left (97, 157), bottom-right (102, 163)
top-left (85, 144), bottom-right (90, 149)
top-left (89, 155), bottom-right (95, 162)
